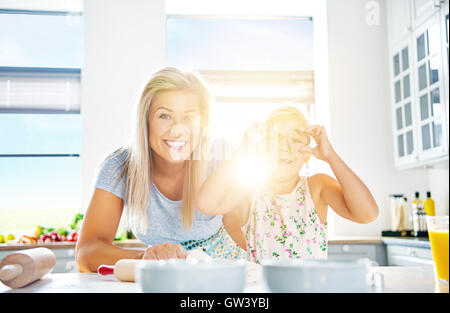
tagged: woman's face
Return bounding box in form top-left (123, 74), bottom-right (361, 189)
top-left (267, 115), bottom-right (310, 181)
top-left (148, 90), bottom-right (202, 164)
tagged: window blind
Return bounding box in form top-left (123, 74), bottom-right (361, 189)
top-left (198, 70), bottom-right (314, 105)
top-left (0, 67), bottom-right (81, 113)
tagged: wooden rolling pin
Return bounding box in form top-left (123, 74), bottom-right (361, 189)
top-left (0, 247), bottom-right (56, 289)
top-left (98, 249), bottom-right (210, 282)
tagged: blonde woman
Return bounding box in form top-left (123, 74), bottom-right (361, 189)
top-left (75, 67), bottom-right (242, 273)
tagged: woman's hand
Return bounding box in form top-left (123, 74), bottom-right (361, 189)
top-left (142, 242), bottom-right (188, 260)
top-left (296, 125), bottom-right (336, 162)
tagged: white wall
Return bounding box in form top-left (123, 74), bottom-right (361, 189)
top-left (326, 0), bottom-right (431, 236)
top-left (427, 164), bottom-right (450, 216)
top-left (81, 0), bottom-right (165, 210)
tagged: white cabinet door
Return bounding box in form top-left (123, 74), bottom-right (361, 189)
top-left (387, 0), bottom-right (412, 45)
top-left (440, 4), bottom-right (449, 148)
top-left (390, 38), bottom-right (419, 167)
top-left (412, 0), bottom-right (441, 28)
top-left (412, 14), bottom-right (449, 161)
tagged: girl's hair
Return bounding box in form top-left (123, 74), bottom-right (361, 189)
top-left (265, 105), bottom-right (310, 129)
top-left (111, 67), bottom-right (212, 232)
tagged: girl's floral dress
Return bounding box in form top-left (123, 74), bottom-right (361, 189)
top-left (242, 176), bottom-right (328, 263)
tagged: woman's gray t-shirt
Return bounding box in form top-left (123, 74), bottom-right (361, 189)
top-left (95, 143), bottom-right (230, 246)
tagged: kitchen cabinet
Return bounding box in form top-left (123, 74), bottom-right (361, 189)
top-left (382, 236), bottom-right (433, 266)
top-left (388, 0), bottom-right (449, 169)
top-left (411, 0), bottom-right (447, 28)
top-left (386, 245), bottom-right (434, 266)
top-left (328, 243), bottom-right (387, 266)
top-left (387, 0), bottom-right (412, 46)
top-left (413, 17), bottom-right (448, 162)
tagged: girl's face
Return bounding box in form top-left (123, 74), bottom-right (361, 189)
top-left (148, 90), bottom-right (202, 164)
top-left (266, 115), bottom-right (310, 182)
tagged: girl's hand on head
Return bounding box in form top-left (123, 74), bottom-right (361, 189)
top-left (142, 242), bottom-right (188, 260)
top-left (295, 125), bottom-right (335, 162)
top-left (238, 122), bottom-right (267, 158)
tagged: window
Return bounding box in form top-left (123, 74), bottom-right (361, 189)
top-left (166, 16), bottom-right (316, 173)
top-left (0, 9), bottom-right (83, 232)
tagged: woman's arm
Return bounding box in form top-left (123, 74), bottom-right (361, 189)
top-left (76, 189), bottom-right (188, 273)
top-left (75, 189), bottom-right (144, 273)
top-left (300, 126), bottom-right (379, 224)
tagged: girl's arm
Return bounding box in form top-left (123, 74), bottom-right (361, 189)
top-left (300, 126), bottom-right (379, 224)
top-left (223, 207), bottom-right (247, 250)
top-left (197, 124), bottom-right (265, 216)
top-left (197, 160), bottom-right (251, 216)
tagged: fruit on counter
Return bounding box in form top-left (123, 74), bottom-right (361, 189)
top-left (7, 213), bottom-right (84, 245)
top-left (19, 235), bottom-right (37, 244)
top-left (0, 233), bottom-right (17, 244)
top-left (37, 230), bottom-right (78, 243)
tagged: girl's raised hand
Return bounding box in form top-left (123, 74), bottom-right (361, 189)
top-left (295, 125), bottom-right (336, 162)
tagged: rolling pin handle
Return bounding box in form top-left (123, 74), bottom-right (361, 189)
top-left (97, 265), bottom-right (115, 276)
top-left (0, 264), bottom-right (23, 282)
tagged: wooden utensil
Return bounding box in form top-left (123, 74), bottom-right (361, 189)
top-left (98, 250), bottom-right (211, 282)
top-left (0, 247), bottom-right (56, 289)
top-left (98, 259), bottom-right (139, 282)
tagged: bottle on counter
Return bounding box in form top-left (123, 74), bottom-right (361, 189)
top-left (389, 194), bottom-right (405, 231)
top-left (411, 191), bottom-right (427, 237)
top-left (403, 197), bottom-right (413, 230)
top-left (411, 192), bottom-right (423, 211)
top-left (424, 191), bottom-right (435, 216)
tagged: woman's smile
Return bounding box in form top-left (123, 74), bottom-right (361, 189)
top-left (163, 139), bottom-right (188, 148)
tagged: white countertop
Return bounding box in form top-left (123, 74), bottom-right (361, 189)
top-left (1, 266), bottom-right (447, 293)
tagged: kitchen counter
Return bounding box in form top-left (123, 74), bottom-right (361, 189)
top-left (382, 236), bottom-right (430, 249)
top-left (0, 237), bottom-right (383, 251)
top-left (0, 240), bottom-right (146, 251)
top-left (0, 266), bottom-right (447, 293)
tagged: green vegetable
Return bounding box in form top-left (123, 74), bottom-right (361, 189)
top-left (57, 227), bottom-right (69, 236)
top-left (70, 213), bottom-right (84, 230)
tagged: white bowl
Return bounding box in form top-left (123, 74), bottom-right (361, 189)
top-left (135, 259), bottom-right (246, 293)
top-left (262, 258), bottom-right (369, 293)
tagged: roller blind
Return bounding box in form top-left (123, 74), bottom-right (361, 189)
top-left (0, 67), bottom-right (81, 113)
top-left (199, 70), bottom-right (314, 104)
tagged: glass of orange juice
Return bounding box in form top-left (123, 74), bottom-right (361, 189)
top-left (426, 216), bottom-right (449, 283)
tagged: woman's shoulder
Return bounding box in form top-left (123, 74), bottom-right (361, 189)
top-left (104, 147), bottom-right (129, 166)
top-left (95, 147), bottom-right (129, 200)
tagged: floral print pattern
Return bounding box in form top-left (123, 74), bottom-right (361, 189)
top-left (179, 226), bottom-right (245, 260)
top-left (242, 176), bottom-right (328, 264)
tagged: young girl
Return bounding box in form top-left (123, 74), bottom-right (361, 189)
top-left (197, 106), bottom-right (379, 263)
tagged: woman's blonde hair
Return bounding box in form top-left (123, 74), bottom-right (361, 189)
top-left (111, 67), bottom-right (212, 232)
